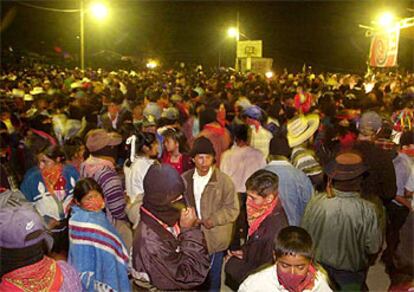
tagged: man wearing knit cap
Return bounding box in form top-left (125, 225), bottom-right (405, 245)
top-left (182, 136), bottom-right (239, 290)
top-left (132, 164), bottom-right (210, 290)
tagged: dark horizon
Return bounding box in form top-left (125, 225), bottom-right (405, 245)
top-left (1, 0), bottom-right (413, 72)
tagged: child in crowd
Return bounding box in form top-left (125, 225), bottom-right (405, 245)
top-left (239, 226), bottom-right (332, 292)
top-left (161, 127), bottom-right (193, 174)
top-left (69, 178), bottom-right (130, 292)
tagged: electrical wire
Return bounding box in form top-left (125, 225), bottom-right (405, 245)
top-left (18, 2), bottom-right (80, 13)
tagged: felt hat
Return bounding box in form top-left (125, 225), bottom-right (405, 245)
top-left (85, 129), bottom-right (122, 153)
top-left (324, 151), bottom-right (367, 181)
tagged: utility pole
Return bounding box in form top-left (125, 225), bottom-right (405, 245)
top-left (235, 11), bottom-right (240, 71)
top-left (80, 0), bottom-right (85, 70)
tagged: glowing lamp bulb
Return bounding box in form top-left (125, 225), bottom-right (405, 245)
top-left (91, 3), bottom-right (108, 20)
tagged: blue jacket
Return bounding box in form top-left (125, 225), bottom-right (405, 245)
top-left (21, 165), bottom-right (79, 221)
top-left (265, 159), bottom-right (314, 226)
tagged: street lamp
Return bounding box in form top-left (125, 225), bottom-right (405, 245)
top-left (227, 27), bottom-right (240, 41)
top-left (146, 60), bottom-right (158, 69)
top-left (80, 1), bottom-right (109, 70)
top-left (227, 25), bottom-right (251, 71)
top-left (377, 12), bottom-right (395, 28)
top-left (91, 3), bottom-right (108, 20)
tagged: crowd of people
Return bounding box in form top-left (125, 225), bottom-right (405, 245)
top-left (0, 63), bottom-right (413, 291)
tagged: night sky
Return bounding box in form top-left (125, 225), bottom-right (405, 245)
top-left (2, 0), bottom-right (413, 72)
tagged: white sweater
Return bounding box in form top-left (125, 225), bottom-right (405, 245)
top-left (239, 264), bottom-right (332, 292)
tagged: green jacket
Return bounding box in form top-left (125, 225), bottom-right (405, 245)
top-left (301, 189), bottom-right (382, 272)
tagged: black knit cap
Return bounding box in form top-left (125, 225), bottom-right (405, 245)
top-left (190, 136), bottom-right (216, 158)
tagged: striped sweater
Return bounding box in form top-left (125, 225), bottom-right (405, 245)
top-left (80, 157), bottom-right (127, 221)
top-left (291, 146), bottom-right (323, 177)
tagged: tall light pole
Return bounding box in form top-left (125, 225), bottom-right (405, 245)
top-left (80, 1), bottom-right (109, 70)
top-left (80, 0), bottom-right (85, 70)
top-left (227, 12), bottom-right (253, 71)
top-left (16, 1), bottom-right (107, 70)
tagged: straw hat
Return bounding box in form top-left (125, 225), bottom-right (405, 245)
top-left (287, 114), bottom-right (320, 147)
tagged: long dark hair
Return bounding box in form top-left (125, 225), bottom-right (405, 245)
top-left (125, 132), bottom-right (157, 167)
top-left (162, 127), bottom-right (189, 153)
top-left (73, 178), bottom-right (103, 203)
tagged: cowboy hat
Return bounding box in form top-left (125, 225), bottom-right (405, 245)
top-left (287, 114), bottom-right (320, 147)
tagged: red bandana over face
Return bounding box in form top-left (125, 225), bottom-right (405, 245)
top-left (277, 263), bottom-right (317, 292)
top-left (81, 196), bottom-right (105, 212)
top-left (246, 197), bottom-right (278, 237)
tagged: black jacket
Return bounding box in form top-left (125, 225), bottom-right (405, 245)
top-left (225, 202), bottom-right (289, 290)
top-left (354, 140), bottom-right (397, 203)
top-left (132, 211), bottom-right (210, 291)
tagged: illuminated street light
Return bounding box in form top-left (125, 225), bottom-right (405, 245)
top-left (265, 71), bottom-right (274, 79)
top-left (80, 1), bottom-right (109, 70)
top-left (146, 60), bottom-right (158, 69)
top-left (377, 12), bottom-right (395, 28)
top-left (90, 3), bottom-right (108, 20)
top-left (227, 27), bottom-right (240, 40)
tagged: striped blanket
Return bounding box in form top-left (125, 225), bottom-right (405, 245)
top-left (68, 206), bottom-right (131, 292)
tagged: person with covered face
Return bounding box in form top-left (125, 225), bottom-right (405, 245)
top-left (81, 129), bottom-right (132, 249)
top-left (225, 169), bottom-right (289, 290)
top-left (0, 206), bottom-right (82, 291)
top-left (131, 164), bottom-right (210, 290)
top-left (239, 226), bottom-right (332, 292)
top-left (20, 144), bottom-right (79, 258)
top-left (68, 178), bottom-right (130, 292)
